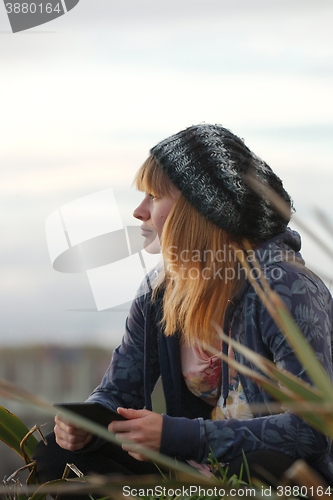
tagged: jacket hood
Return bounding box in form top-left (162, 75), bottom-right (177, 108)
top-left (225, 227), bottom-right (304, 326)
top-left (253, 228), bottom-right (304, 270)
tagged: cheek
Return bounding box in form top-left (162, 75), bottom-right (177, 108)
top-left (154, 216), bottom-right (166, 235)
top-left (152, 197), bottom-right (176, 234)
top-left (153, 209), bottom-right (169, 234)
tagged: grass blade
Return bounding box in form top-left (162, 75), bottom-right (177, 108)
top-left (0, 406), bottom-right (38, 460)
top-left (234, 246), bottom-right (333, 400)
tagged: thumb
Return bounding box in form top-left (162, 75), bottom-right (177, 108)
top-left (117, 407), bottom-right (150, 419)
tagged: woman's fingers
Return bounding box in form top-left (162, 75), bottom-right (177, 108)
top-left (54, 413), bottom-right (93, 451)
top-left (108, 408), bottom-right (163, 461)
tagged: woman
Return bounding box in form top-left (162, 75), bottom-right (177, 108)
top-left (34, 124), bottom-right (333, 487)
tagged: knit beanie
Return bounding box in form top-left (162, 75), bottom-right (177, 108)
top-left (150, 124), bottom-right (292, 241)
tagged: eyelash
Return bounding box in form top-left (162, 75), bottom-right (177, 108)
top-left (149, 194), bottom-right (157, 200)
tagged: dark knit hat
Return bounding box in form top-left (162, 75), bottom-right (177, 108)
top-left (150, 124), bottom-right (292, 241)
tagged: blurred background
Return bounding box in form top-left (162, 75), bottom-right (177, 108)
top-left (0, 0), bottom-right (333, 477)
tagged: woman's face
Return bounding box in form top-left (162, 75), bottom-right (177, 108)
top-left (133, 188), bottom-right (179, 252)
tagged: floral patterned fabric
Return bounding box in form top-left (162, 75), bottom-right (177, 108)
top-left (181, 342), bottom-right (221, 406)
top-left (213, 374), bottom-right (254, 421)
top-left (181, 341), bottom-right (253, 421)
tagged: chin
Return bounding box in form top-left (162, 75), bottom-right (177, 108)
top-left (143, 236), bottom-right (161, 254)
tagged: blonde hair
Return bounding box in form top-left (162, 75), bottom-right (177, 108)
top-left (135, 155), bottom-right (245, 346)
top-left (134, 155), bottom-right (175, 198)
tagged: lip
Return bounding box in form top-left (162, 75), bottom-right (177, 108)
top-left (140, 226), bottom-right (154, 236)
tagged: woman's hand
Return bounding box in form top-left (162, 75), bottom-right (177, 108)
top-left (109, 408), bottom-right (163, 461)
top-left (54, 413), bottom-right (93, 451)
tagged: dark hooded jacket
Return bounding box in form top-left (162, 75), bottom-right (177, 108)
top-left (88, 229), bottom-right (333, 484)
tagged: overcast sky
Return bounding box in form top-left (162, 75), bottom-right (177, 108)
top-left (1, 0), bottom-right (333, 347)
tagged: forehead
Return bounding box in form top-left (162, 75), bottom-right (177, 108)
top-left (135, 155), bottom-right (175, 197)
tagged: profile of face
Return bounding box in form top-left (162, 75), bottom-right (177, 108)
top-left (133, 188), bottom-right (179, 253)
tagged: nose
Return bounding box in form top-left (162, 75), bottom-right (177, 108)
top-left (133, 196), bottom-right (150, 221)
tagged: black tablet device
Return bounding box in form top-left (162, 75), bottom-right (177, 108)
top-left (54, 401), bottom-right (126, 427)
